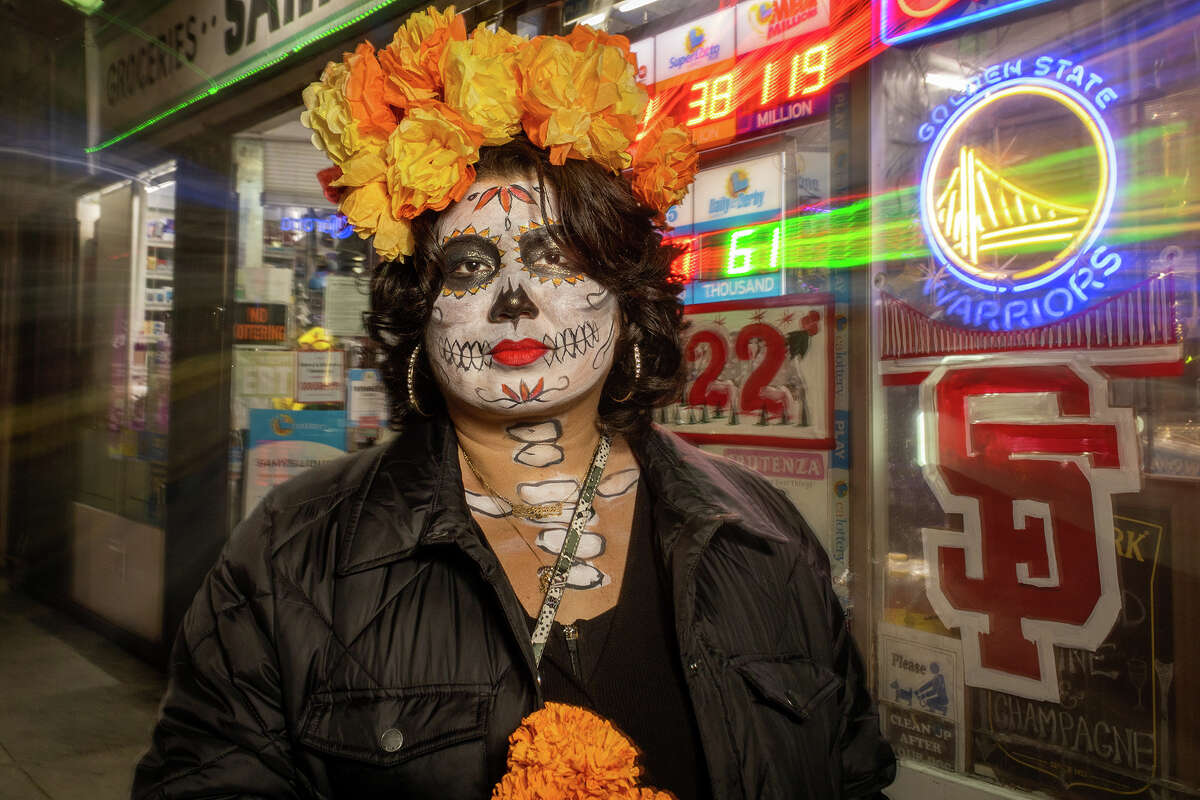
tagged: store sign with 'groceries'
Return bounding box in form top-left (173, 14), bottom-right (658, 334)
top-left (98, 0), bottom-right (368, 143)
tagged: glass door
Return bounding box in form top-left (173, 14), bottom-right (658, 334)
top-left (72, 160), bottom-right (175, 644)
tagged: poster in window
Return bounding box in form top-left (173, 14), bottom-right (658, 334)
top-left (244, 410), bottom-right (346, 517)
top-left (968, 507), bottom-right (1173, 797)
top-left (659, 294), bottom-right (833, 448)
top-left (879, 624), bottom-right (963, 772)
top-left (232, 350), bottom-right (295, 430)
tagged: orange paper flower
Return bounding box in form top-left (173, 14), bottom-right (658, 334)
top-left (631, 117), bottom-right (699, 222)
top-left (492, 703), bottom-right (675, 800)
top-left (563, 25), bottom-right (637, 68)
top-left (386, 101), bottom-right (483, 219)
top-left (379, 4), bottom-right (466, 109)
top-left (343, 42), bottom-right (398, 140)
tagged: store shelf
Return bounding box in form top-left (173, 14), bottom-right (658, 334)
top-left (147, 239), bottom-right (174, 248)
top-left (145, 302), bottom-right (172, 312)
top-left (145, 272), bottom-right (174, 281)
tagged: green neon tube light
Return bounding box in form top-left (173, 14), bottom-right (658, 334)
top-left (86, 0), bottom-right (408, 153)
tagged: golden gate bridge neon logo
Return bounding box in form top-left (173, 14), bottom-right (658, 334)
top-left (917, 58), bottom-right (1122, 331)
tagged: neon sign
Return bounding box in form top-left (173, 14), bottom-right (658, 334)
top-left (881, 0), bottom-right (1058, 46)
top-left (281, 213), bottom-right (353, 239)
top-left (917, 56), bottom-right (1125, 331)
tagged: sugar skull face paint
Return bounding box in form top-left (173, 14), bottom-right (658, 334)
top-left (425, 174), bottom-right (619, 415)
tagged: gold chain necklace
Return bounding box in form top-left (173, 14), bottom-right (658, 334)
top-left (496, 513), bottom-right (557, 594)
top-left (460, 446), bottom-right (565, 521)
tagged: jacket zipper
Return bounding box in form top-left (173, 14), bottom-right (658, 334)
top-left (562, 624), bottom-right (582, 679)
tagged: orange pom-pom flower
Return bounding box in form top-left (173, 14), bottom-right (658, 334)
top-left (492, 703), bottom-right (675, 800)
top-left (631, 116), bottom-right (699, 223)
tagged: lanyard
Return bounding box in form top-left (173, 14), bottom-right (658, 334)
top-left (530, 433), bottom-right (612, 667)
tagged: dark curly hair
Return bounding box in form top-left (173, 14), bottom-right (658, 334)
top-left (366, 134), bottom-right (687, 437)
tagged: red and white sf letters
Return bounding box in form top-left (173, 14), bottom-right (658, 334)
top-left (919, 361), bottom-right (1140, 702)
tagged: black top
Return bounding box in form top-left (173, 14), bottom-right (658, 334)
top-left (530, 481), bottom-right (712, 800)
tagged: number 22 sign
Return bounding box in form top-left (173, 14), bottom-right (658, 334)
top-left (659, 294), bottom-right (834, 448)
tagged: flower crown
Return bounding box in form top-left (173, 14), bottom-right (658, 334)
top-left (302, 5), bottom-right (699, 260)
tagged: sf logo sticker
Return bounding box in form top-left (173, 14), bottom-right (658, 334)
top-left (918, 362), bottom-right (1139, 702)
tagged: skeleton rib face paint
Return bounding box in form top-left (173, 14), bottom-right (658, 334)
top-left (425, 174), bottom-right (619, 416)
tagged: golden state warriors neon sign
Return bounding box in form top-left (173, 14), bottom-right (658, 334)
top-left (917, 56), bottom-right (1122, 331)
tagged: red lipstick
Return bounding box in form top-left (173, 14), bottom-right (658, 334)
top-left (490, 338), bottom-right (548, 367)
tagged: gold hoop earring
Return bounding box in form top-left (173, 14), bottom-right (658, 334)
top-left (612, 342), bottom-right (642, 403)
top-left (407, 344), bottom-right (430, 417)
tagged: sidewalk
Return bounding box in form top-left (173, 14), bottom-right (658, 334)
top-left (0, 579), bottom-right (164, 800)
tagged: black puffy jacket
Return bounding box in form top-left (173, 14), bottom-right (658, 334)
top-left (134, 418), bottom-right (895, 799)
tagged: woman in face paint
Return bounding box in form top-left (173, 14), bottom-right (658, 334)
top-left (370, 135), bottom-right (686, 624)
top-left (361, 138), bottom-right (734, 798)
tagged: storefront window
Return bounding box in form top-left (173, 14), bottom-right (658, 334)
top-left (869, 0), bottom-right (1198, 794)
top-left (228, 123), bottom-right (384, 525)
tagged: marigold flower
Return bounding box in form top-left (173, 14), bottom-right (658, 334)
top-left (379, 5), bottom-right (466, 109)
top-left (386, 101), bottom-right (483, 219)
top-left (343, 42), bottom-right (398, 140)
top-left (631, 116), bottom-right (698, 221)
top-left (443, 25), bottom-right (526, 146)
top-left (492, 703), bottom-right (675, 800)
top-left (340, 181), bottom-right (415, 259)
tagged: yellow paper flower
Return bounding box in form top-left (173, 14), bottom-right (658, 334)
top-left (386, 101), bottom-right (483, 219)
top-left (442, 25), bottom-right (526, 146)
top-left (301, 61), bottom-right (369, 163)
top-left (518, 32), bottom-right (647, 172)
top-left (340, 181), bottom-right (416, 259)
top-left (332, 147), bottom-right (388, 188)
top-left (379, 5), bottom-right (466, 109)
top-left (632, 116), bottom-right (699, 220)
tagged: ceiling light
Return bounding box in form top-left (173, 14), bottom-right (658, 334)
top-left (575, 10), bottom-right (610, 26)
top-left (60, 0), bottom-right (104, 13)
top-left (924, 71), bottom-right (969, 92)
top-left (616, 0), bottom-right (661, 12)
